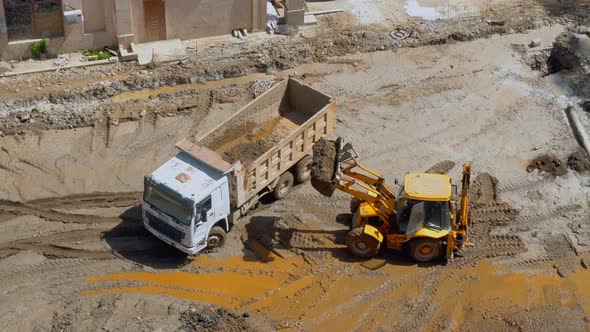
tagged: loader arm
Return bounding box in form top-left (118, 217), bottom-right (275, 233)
top-left (456, 163), bottom-right (471, 239)
top-left (333, 140), bottom-right (396, 222)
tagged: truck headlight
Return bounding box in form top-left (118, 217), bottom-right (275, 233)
top-left (182, 237), bottom-right (194, 247)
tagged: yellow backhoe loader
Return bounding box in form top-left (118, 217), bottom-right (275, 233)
top-left (311, 138), bottom-right (471, 262)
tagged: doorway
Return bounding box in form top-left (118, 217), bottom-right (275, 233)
top-left (143, 0), bottom-right (166, 42)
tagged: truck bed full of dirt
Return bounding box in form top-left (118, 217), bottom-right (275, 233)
top-left (206, 105), bottom-right (301, 164)
top-left (199, 79), bottom-right (331, 165)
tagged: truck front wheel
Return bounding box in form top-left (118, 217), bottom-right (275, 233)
top-left (207, 226), bottom-right (226, 249)
top-left (273, 172), bottom-right (294, 200)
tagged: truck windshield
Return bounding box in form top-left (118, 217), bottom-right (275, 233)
top-left (404, 201), bottom-right (451, 235)
top-left (144, 182), bottom-right (194, 226)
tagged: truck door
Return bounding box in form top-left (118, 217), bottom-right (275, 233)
top-left (194, 195), bottom-right (213, 245)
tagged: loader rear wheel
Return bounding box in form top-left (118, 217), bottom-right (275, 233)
top-left (273, 172), bottom-right (294, 200)
top-left (346, 227), bottom-right (381, 258)
top-left (409, 238), bottom-right (442, 262)
top-left (295, 155), bottom-right (313, 183)
top-left (207, 226), bottom-right (226, 249)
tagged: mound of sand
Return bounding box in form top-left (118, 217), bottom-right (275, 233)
top-left (548, 32), bottom-right (590, 74)
top-left (567, 150), bottom-right (590, 172)
top-left (527, 154), bottom-right (567, 177)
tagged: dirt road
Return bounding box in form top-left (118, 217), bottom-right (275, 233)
top-left (1, 2), bottom-right (590, 331)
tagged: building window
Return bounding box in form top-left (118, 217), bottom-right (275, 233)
top-left (4, 0), bottom-right (64, 42)
top-left (82, 0), bottom-right (106, 33)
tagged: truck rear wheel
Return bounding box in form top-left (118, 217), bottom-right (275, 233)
top-left (295, 155), bottom-right (313, 183)
top-left (273, 172), bottom-right (294, 200)
top-left (409, 238), bottom-right (442, 262)
top-left (207, 226), bottom-right (226, 249)
top-left (345, 227), bottom-right (381, 258)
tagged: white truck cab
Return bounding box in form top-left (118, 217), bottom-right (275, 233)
top-left (143, 151), bottom-right (231, 254)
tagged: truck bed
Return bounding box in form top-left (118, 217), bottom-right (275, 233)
top-left (204, 103), bottom-right (306, 164)
top-left (183, 78), bottom-right (336, 209)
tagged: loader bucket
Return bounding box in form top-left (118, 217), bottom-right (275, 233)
top-left (311, 138), bottom-right (339, 197)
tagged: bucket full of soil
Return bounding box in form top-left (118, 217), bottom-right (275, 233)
top-left (311, 138), bottom-right (338, 197)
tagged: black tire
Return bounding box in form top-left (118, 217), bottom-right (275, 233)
top-left (409, 238), bottom-right (442, 262)
top-left (350, 197), bottom-right (362, 213)
top-left (345, 227), bottom-right (381, 258)
top-left (273, 172), bottom-right (294, 200)
top-left (207, 226), bottom-right (226, 249)
top-left (295, 155), bottom-right (313, 183)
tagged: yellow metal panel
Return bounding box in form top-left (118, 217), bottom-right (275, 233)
top-left (413, 228), bottom-right (450, 239)
top-left (404, 173), bottom-right (452, 201)
top-left (363, 225), bottom-right (384, 242)
top-left (359, 203), bottom-right (378, 217)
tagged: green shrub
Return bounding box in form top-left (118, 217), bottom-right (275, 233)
top-left (30, 39), bottom-right (47, 59)
top-left (86, 49), bottom-right (110, 61)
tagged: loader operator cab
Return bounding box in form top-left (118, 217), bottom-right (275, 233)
top-left (395, 173), bottom-right (453, 235)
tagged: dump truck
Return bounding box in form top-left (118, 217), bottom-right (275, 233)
top-left (142, 78), bottom-right (336, 254)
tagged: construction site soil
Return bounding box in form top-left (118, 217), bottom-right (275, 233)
top-left (1, 2), bottom-right (590, 331)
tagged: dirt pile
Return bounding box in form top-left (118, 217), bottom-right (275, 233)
top-left (526, 154), bottom-right (567, 176)
top-left (425, 160), bottom-right (456, 174)
top-left (245, 214), bottom-right (330, 263)
top-left (0, 85), bottom-right (250, 136)
top-left (567, 149), bottom-right (590, 172)
top-left (179, 306), bottom-right (255, 332)
top-left (547, 32), bottom-right (590, 74)
top-left (221, 131), bottom-right (286, 164)
top-left (311, 138), bottom-right (337, 197)
top-left (470, 173), bottom-right (500, 205)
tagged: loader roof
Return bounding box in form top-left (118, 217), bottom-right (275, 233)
top-left (404, 173), bottom-right (452, 201)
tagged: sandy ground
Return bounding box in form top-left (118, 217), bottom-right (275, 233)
top-left (1, 1), bottom-right (590, 331)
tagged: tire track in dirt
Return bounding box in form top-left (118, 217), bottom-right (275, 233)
top-left (305, 267), bottom-right (440, 329)
top-left (27, 192), bottom-right (141, 209)
top-left (0, 192), bottom-right (142, 224)
top-left (0, 229), bottom-right (117, 260)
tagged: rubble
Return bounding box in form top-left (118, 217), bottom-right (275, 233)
top-left (179, 306), bottom-right (255, 332)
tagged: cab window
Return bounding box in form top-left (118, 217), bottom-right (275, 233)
top-left (196, 196), bottom-right (212, 222)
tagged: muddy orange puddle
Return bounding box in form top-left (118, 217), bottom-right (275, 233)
top-left (85, 250), bottom-right (309, 309)
top-left (85, 255), bottom-right (590, 329)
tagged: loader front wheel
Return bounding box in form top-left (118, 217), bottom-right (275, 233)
top-left (409, 238), bottom-right (442, 262)
top-left (273, 172), bottom-right (294, 200)
top-left (346, 227), bottom-right (381, 258)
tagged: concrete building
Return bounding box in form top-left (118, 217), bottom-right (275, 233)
top-left (0, 0), bottom-right (267, 60)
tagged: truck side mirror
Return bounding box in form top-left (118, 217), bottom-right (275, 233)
top-left (394, 178), bottom-right (399, 185)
